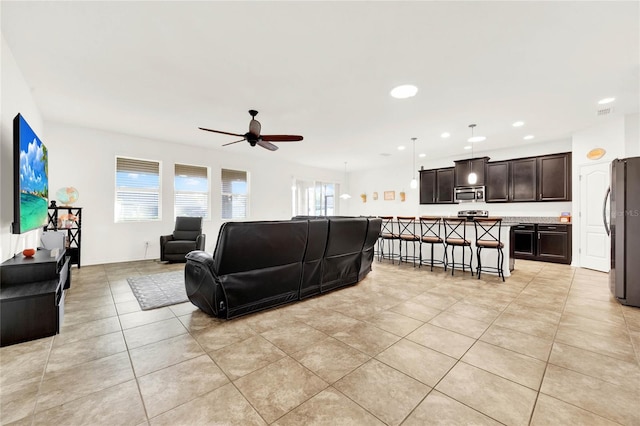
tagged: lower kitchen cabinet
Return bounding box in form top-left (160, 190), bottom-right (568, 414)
top-left (510, 224), bottom-right (572, 264)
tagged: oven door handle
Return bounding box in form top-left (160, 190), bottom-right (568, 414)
top-left (603, 187), bottom-right (610, 236)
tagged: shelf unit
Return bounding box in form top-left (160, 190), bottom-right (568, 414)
top-left (46, 206), bottom-right (82, 268)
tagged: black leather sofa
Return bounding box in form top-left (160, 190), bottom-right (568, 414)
top-left (184, 217), bottom-right (381, 319)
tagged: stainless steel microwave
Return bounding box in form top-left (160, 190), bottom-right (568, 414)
top-left (455, 186), bottom-right (485, 203)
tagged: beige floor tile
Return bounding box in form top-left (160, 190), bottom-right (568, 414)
top-left (0, 338), bottom-right (51, 386)
top-left (116, 299), bottom-right (143, 315)
top-left (46, 331), bottom-right (126, 373)
top-left (330, 299), bottom-right (385, 321)
top-left (403, 390), bottom-right (502, 426)
top-left (332, 321), bottom-right (400, 356)
top-left (118, 307), bottom-right (175, 330)
top-left (295, 309), bottom-right (362, 335)
top-left (462, 341), bottom-right (547, 390)
top-left (411, 291), bottom-right (460, 310)
top-left (444, 300), bottom-right (503, 323)
top-left (209, 335), bottom-right (286, 380)
top-left (33, 380), bottom-right (146, 425)
top-left (36, 352), bottom-right (134, 412)
top-left (149, 382), bottom-right (265, 425)
top-left (138, 354), bottom-right (229, 418)
top-left (365, 310), bottom-right (424, 337)
top-left (62, 302), bottom-right (117, 327)
top-left (291, 337), bottom-right (370, 383)
top-left (167, 301), bottom-right (199, 317)
top-left (493, 311), bottom-right (558, 340)
top-left (390, 300), bottom-right (442, 322)
top-left (480, 324), bottom-right (553, 361)
top-left (540, 364), bottom-right (640, 425)
top-left (559, 312), bottom-right (633, 340)
top-left (435, 362), bottom-right (537, 426)
top-left (55, 316), bottom-right (121, 347)
top-left (376, 339), bottom-right (456, 387)
top-left (406, 323), bottom-right (475, 359)
top-left (622, 306), bottom-right (640, 331)
top-left (123, 317), bottom-right (187, 350)
top-left (0, 376), bottom-right (40, 424)
top-left (261, 321), bottom-right (329, 354)
top-left (554, 326), bottom-right (636, 362)
top-left (129, 333), bottom-right (204, 377)
top-left (531, 393), bottom-right (620, 426)
top-left (177, 309), bottom-right (223, 332)
top-left (429, 311), bottom-right (491, 339)
top-left (549, 342), bottom-right (640, 392)
top-left (234, 356), bottom-right (328, 423)
top-left (274, 387), bottom-right (385, 426)
top-left (335, 359), bottom-right (430, 425)
top-left (193, 320), bottom-right (257, 352)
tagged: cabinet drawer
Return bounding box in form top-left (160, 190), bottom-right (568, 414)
top-left (514, 224), bottom-right (535, 231)
top-left (538, 224), bottom-right (567, 232)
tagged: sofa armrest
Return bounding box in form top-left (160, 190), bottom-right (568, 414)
top-left (185, 250), bottom-right (224, 317)
top-left (160, 234), bottom-right (174, 261)
top-left (195, 234), bottom-right (206, 251)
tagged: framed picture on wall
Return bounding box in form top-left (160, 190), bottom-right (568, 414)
top-left (384, 191), bottom-right (395, 201)
top-left (373, 192), bottom-right (378, 200)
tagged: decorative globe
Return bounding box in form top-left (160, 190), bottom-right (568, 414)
top-left (56, 187), bottom-right (79, 206)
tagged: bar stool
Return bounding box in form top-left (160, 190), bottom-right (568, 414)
top-left (474, 217), bottom-right (505, 281)
top-left (378, 216), bottom-right (400, 264)
top-left (443, 218), bottom-right (474, 276)
top-left (397, 216), bottom-right (420, 267)
top-left (418, 216), bottom-right (446, 271)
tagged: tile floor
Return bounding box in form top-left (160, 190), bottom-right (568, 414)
top-left (1, 259), bottom-right (639, 425)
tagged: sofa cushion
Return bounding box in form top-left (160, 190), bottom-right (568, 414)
top-left (165, 240), bottom-right (197, 254)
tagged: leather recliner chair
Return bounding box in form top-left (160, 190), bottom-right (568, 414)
top-left (160, 216), bottom-right (206, 262)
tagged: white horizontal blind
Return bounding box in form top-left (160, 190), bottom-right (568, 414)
top-left (221, 169), bottom-right (247, 219)
top-left (115, 157), bottom-right (160, 222)
top-left (174, 163), bottom-right (209, 219)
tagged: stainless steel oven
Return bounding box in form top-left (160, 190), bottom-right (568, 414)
top-left (454, 186), bottom-right (485, 203)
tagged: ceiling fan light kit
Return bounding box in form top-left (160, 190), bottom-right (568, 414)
top-left (199, 110), bottom-right (303, 151)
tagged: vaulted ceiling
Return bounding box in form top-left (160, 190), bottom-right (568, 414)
top-left (2, 1), bottom-right (638, 171)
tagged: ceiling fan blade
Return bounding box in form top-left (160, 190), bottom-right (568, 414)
top-left (198, 127), bottom-right (245, 137)
top-left (261, 134), bottom-right (304, 142)
top-left (257, 139), bottom-right (279, 151)
top-left (222, 138), bottom-right (246, 147)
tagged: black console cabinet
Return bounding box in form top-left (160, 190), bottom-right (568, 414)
top-left (1, 249), bottom-right (70, 346)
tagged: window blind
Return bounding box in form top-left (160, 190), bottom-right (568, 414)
top-left (175, 163), bottom-right (209, 219)
top-left (115, 157), bottom-right (160, 222)
top-left (221, 169), bottom-right (247, 219)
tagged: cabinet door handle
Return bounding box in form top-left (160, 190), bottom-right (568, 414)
top-left (538, 233), bottom-right (541, 240)
top-left (547, 226), bottom-right (556, 230)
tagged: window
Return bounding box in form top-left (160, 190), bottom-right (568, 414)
top-left (292, 179), bottom-right (336, 216)
top-left (115, 157), bottom-right (161, 222)
top-left (221, 169), bottom-right (248, 219)
top-left (174, 164), bottom-right (209, 219)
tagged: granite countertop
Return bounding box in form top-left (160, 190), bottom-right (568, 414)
top-left (501, 216), bottom-right (572, 225)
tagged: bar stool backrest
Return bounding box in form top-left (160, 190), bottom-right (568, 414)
top-left (397, 216), bottom-right (418, 239)
top-left (443, 218), bottom-right (469, 244)
top-left (474, 218), bottom-right (503, 245)
top-left (419, 216), bottom-right (443, 241)
top-left (380, 216), bottom-right (397, 238)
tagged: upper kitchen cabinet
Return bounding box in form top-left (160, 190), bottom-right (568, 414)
top-left (538, 153), bottom-right (571, 201)
top-left (454, 157), bottom-right (489, 187)
top-left (419, 167), bottom-right (455, 204)
top-left (510, 157), bottom-right (538, 202)
top-left (485, 161), bottom-right (510, 202)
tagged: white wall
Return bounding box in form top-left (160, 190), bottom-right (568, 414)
top-left (625, 113), bottom-right (640, 157)
top-left (346, 139), bottom-right (573, 219)
top-left (1, 35), bottom-right (45, 262)
top-left (44, 123), bottom-right (343, 266)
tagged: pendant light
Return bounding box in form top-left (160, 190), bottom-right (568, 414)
top-left (467, 124), bottom-right (478, 185)
top-left (409, 137), bottom-right (418, 189)
top-left (339, 162), bottom-right (351, 199)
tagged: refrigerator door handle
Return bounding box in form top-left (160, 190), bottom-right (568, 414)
top-left (603, 187), bottom-right (611, 236)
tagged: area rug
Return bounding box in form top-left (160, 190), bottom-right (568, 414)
top-left (126, 270), bottom-right (188, 310)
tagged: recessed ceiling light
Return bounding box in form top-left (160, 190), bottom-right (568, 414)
top-left (523, 135), bottom-right (535, 140)
top-left (468, 136), bottom-right (486, 143)
top-left (441, 132), bottom-right (450, 138)
top-left (464, 145), bottom-right (472, 150)
top-left (397, 145), bottom-right (406, 151)
top-left (598, 97), bottom-right (615, 105)
top-left (390, 84), bottom-right (418, 99)
top-left (512, 121), bottom-right (525, 127)
top-left (419, 153), bottom-right (426, 158)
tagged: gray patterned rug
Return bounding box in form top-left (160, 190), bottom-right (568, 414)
top-left (126, 270), bottom-right (188, 310)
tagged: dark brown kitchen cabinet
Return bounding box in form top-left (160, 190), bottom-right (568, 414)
top-left (511, 223), bottom-right (572, 264)
top-left (486, 161), bottom-right (510, 202)
top-left (454, 157), bottom-right (489, 187)
top-left (419, 167), bottom-right (455, 204)
top-left (538, 153), bottom-right (571, 201)
top-left (510, 157), bottom-right (538, 202)
top-left (419, 170), bottom-right (436, 204)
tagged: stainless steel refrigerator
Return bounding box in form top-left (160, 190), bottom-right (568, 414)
top-left (605, 157), bottom-right (640, 307)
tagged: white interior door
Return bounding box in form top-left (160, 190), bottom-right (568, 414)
top-left (579, 162), bottom-right (610, 272)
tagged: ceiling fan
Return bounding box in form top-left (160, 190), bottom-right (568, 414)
top-left (199, 110), bottom-right (303, 151)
